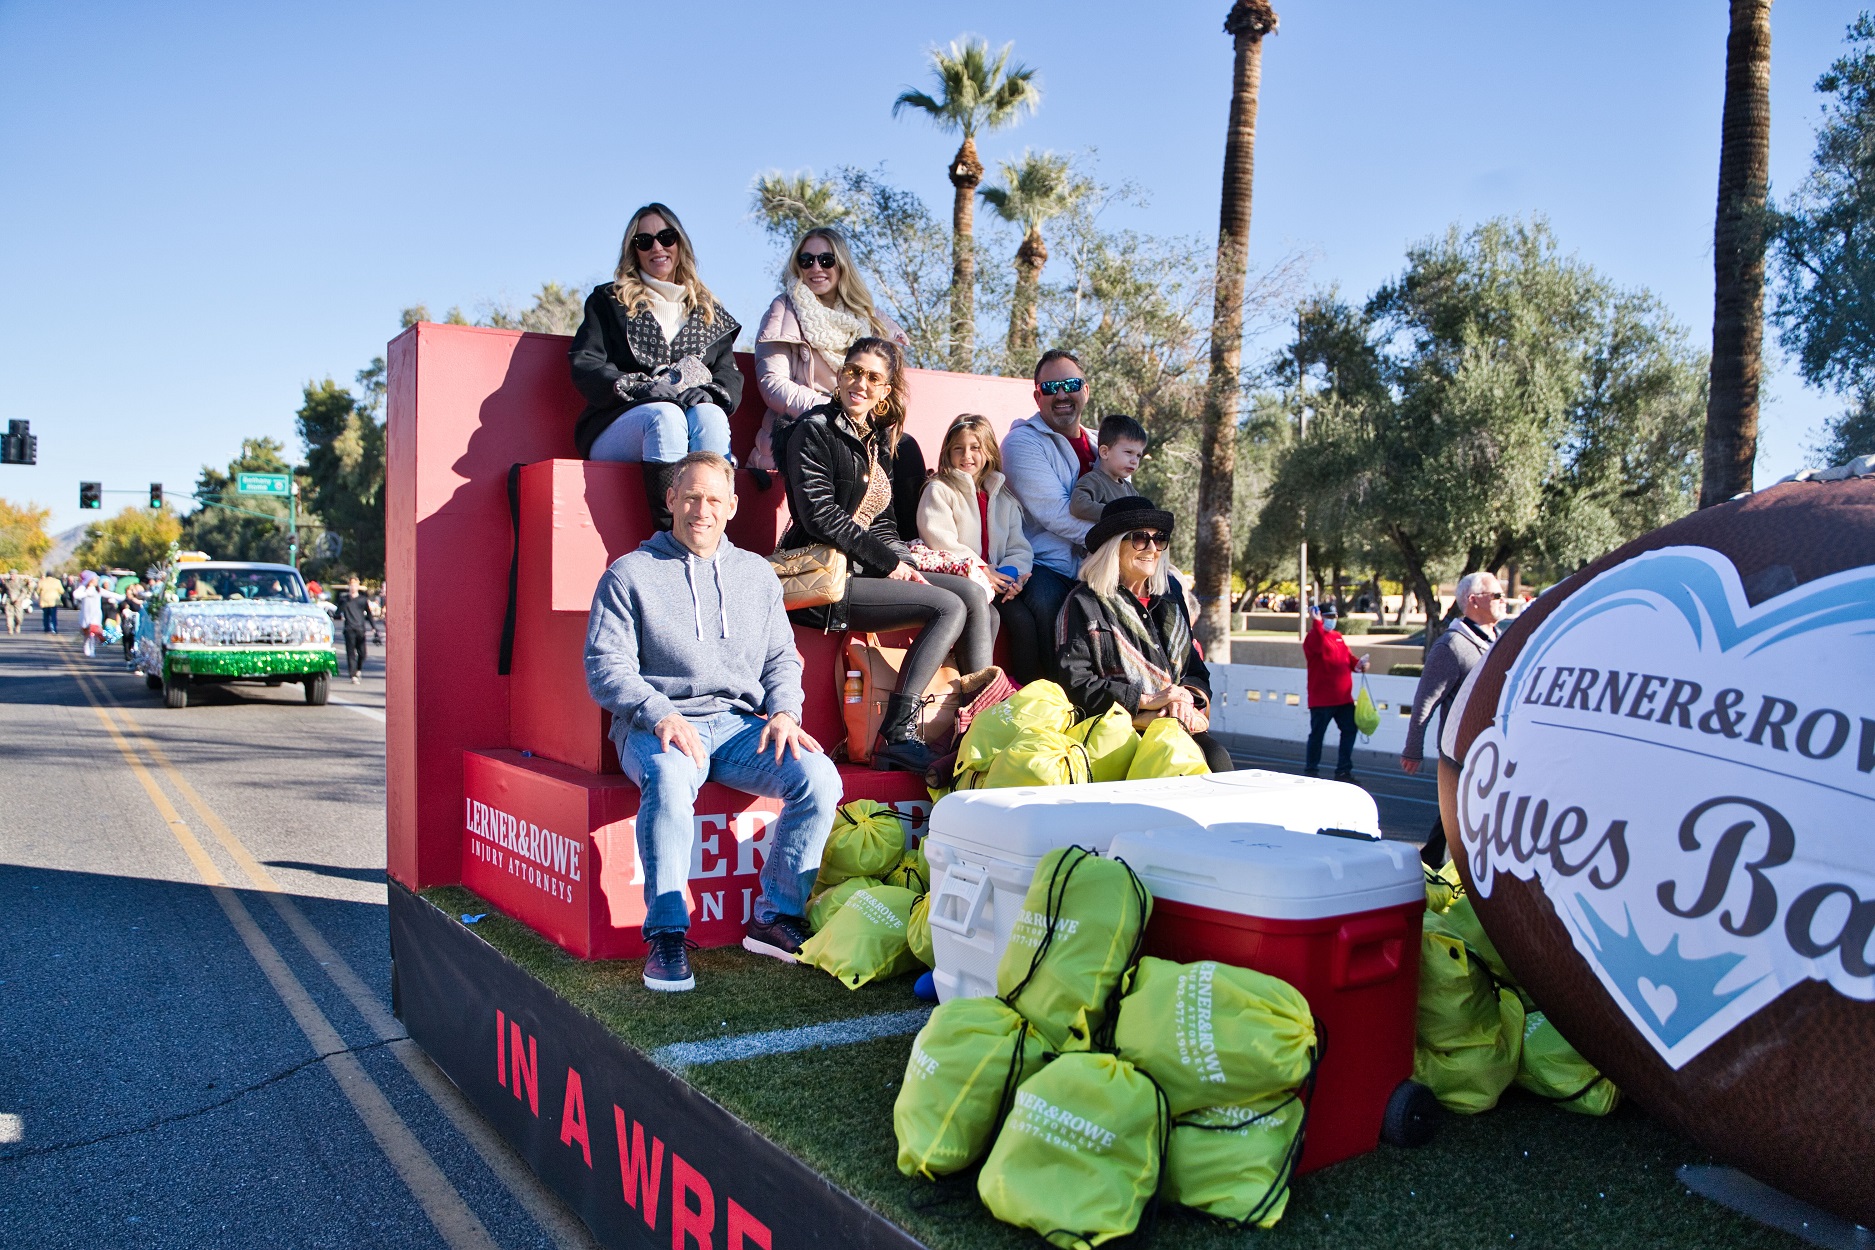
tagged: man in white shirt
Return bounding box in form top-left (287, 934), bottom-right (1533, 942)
top-left (999, 349), bottom-right (1098, 682)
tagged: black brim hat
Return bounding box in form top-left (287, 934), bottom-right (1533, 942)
top-left (1084, 495), bottom-right (1176, 555)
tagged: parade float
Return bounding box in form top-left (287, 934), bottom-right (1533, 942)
top-left (134, 556), bottom-right (337, 708)
top-left (384, 318), bottom-right (1871, 1248)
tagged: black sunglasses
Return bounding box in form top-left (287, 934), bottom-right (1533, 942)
top-left (1038, 378), bottom-right (1084, 396)
top-left (797, 251), bottom-right (837, 269)
top-left (1126, 530), bottom-right (1170, 551)
top-left (632, 227), bottom-right (681, 252)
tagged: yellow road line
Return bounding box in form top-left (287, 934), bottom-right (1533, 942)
top-left (62, 658), bottom-right (500, 1250)
top-left (75, 691), bottom-right (226, 886)
top-left (76, 661), bottom-right (598, 1250)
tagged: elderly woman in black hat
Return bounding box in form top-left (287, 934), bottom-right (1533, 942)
top-left (1055, 496), bottom-right (1233, 773)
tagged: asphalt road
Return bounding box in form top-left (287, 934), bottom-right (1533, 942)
top-left (0, 627), bottom-right (597, 1250)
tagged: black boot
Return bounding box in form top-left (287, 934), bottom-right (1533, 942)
top-left (640, 461), bottom-right (673, 533)
top-left (872, 691), bottom-right (936, 773)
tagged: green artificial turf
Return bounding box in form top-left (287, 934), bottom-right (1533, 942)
top-left (423, 886), bottom-right (1801, 1250)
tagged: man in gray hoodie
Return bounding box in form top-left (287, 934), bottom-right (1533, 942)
top-left (585, 450), bottom-right (841, 991)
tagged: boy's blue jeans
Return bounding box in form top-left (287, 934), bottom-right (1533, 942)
top-left (617, 710), bottom-right (842, 939)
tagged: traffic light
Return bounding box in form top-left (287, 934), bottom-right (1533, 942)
top-left (80, 481), bottom-right (101, 510)
top-left (149, 483), bottom-right (163, 509)
top-left (1, 419), bottom-right (33, 465)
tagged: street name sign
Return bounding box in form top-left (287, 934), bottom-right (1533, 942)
top-left (236, 472), bottom-right (291, 496)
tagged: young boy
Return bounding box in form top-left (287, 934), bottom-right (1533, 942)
top-left (1070, 415), bottom-right (1149, 523)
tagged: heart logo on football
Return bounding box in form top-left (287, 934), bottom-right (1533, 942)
top-left (1637, 977), bottom-right (1678, 1025)
top-left (1457, 544), bottom-right (1875, 1069)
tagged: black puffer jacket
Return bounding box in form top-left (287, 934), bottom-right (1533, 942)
top-left (774, 402), bottom-right (919, 632)
top-left (1056, 578), bottom-right (1212, 719)
top-left (567, 283), bottom-right (743, 457)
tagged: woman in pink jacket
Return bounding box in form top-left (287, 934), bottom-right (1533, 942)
top-left (748, 228), bottom-right (909, 481)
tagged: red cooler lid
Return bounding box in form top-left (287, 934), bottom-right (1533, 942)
top-left (1109, 824), bottom-right (1423, 920)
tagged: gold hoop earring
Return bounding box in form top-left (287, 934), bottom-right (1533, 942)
top-left (872, 399), bottom-right (891, 417)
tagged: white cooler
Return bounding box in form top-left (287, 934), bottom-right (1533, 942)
top-left (923, 772), bottom-right (1379, 1002)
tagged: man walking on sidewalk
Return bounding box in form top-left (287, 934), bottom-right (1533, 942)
top-left (585, 450), bottom-right (842, 992)
top-left (1402, 571), bottom-right (1504, 866)
top-left (1302, 603), bottom-right (1368, 781)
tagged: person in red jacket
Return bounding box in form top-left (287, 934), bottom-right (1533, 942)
top-left (1302, 603), bottom-right (1369, 780)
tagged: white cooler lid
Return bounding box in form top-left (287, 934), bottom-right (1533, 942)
top-left (927, 772), bottom-right (1379, 862)
top-left (1108, 823), bottom-right (1423, 920)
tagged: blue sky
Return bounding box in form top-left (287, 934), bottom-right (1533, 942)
top-left (0, 0), bottom-right (1864, 538)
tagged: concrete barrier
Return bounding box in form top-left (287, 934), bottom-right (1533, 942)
top-left (1207, 662), bottom-right (1423, 756)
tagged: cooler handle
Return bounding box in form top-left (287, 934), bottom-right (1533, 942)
top-left (929, 862), bottom-right (991, 938)
top-left (1332, 911), bottom-right (1407, 988)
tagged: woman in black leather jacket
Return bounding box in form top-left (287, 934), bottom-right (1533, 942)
top-left (775, 338), bottom-right (992, 772)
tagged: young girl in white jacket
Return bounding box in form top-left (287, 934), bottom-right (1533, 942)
top-left (916, 416), bottom-right (1041, 666)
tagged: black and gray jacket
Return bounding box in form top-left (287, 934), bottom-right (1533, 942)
top-left (568, 282), bottom-right (743, 457)
top-left (1404, 617), bottom-right (1495, 761)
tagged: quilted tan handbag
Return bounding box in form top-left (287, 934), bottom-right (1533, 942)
top-left (768, 543), bottom-right (849, 611)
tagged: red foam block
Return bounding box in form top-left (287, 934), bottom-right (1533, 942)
top-left (461, 749), bottom-right (934, 959)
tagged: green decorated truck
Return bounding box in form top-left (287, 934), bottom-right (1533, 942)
top-left (134, 559), bottom-right (337, 708)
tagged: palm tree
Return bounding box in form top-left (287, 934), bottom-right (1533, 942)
top-left (750, 171), bottom-right (847, 248)
top-left (1700, 0), bottom-right (1773, 507)
top-left (1193, 1), bottom-right (1279, 655)
top-left (894, 38), bottom-right (1042, 372)
top-left (980, 151), bottom-right (1093, 364)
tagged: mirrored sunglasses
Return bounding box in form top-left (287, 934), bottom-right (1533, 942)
top-left (1038, 378), bottom-right (1085, 396)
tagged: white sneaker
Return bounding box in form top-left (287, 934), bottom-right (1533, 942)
top-left (351, 674), bottom-right (361, 684)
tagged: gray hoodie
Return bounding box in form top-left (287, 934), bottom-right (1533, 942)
top-left (584, 531), bottom-right (804, 740)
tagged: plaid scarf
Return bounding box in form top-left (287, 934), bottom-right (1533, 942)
top-left (1093, 585), bottom-right (1193, 698)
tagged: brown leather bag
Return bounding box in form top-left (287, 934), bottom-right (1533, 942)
top-left (840, 633), bottom-right (973, 764)
top-left (768, 543), bottom-right (849, 611)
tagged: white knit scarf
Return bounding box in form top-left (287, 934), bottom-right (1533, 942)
top-left (789, 280), bottom-right (870, 374)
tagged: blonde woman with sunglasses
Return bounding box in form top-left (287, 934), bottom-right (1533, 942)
top-left (569, 202), bottom-right (743, 530)
top-left (1056, 495), bottom-right (1233, 774)
top-left (774, 339), bottom-right (992, 773)
top-left (747, 227), bottom-right (908, 482)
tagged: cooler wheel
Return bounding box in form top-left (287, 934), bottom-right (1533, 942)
top-left (1381, 1080), bottom-right (1441, 1148)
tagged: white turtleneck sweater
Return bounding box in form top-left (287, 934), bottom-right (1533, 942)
top-left (640, 275), bottom-right (688, 344)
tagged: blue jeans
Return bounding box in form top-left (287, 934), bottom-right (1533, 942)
top-left (41, 607), bottom-right (57, 633)
top-left (617, 710), bottom-right (842, 938)
top-left (588, 401), bottom-right (731, 464)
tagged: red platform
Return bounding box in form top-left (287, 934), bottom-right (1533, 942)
top-left (386, 320), bottom-right (1032, 894)
top-left (462, 749), bottom-right (933, 959)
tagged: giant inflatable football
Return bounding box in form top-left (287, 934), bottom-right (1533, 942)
top-left (1444, 471), bottom-right (1874, 1225)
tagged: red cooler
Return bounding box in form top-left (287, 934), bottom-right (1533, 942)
top-left (1108, 824), bottom-right (1427, 1174)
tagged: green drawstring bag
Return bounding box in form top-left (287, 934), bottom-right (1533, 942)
top-left (895, 997), bottom-right (1045, 1179)
top-left (1069, 704), bottom-right (1140, 783)
top-left (806, 875), bottom-right (884, 933)
top-left (1125, 718), bottom-right (1209, 779)
top-left (1414, 984), bottom-right (1524, 1114)
top-left (955, 680), bottom-right (1076, 781)
top-left (1113, 957), bottom-right (1316, 1115)
top-left (797, 885), bottom-right (921, 989)
top-left (977, 1052), bottom-right (1169, 1249)
top-left (813, 800), bottom-right (909, 892)
top-left (1439, 895), bottom-right (1515, 987)
top-left (1424, 860), bottom-right (1463, 914)
top-left (1414, 911), bottom-right (1523, 1112)
top-left (998, 847), bottom-right (1152, 1053)
top-left (1517, 1010), bottom-right (1620, 1116)
top-left (906, 893), bottom-right (934, 968)
top-left (885, 838), bottom-right (930, 894)
top-left (1354, 677), bottom-right (1381, 738)
top-left (984, 730), bottom-right (1093, 789)
top-left (1162, 1091), bottom-right (1308, 1230)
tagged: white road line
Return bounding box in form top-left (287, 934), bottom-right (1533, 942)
top-left (328, 695), bottom-right (386, 723)
top-left (652, 1007), bottom-right (934, 1070)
